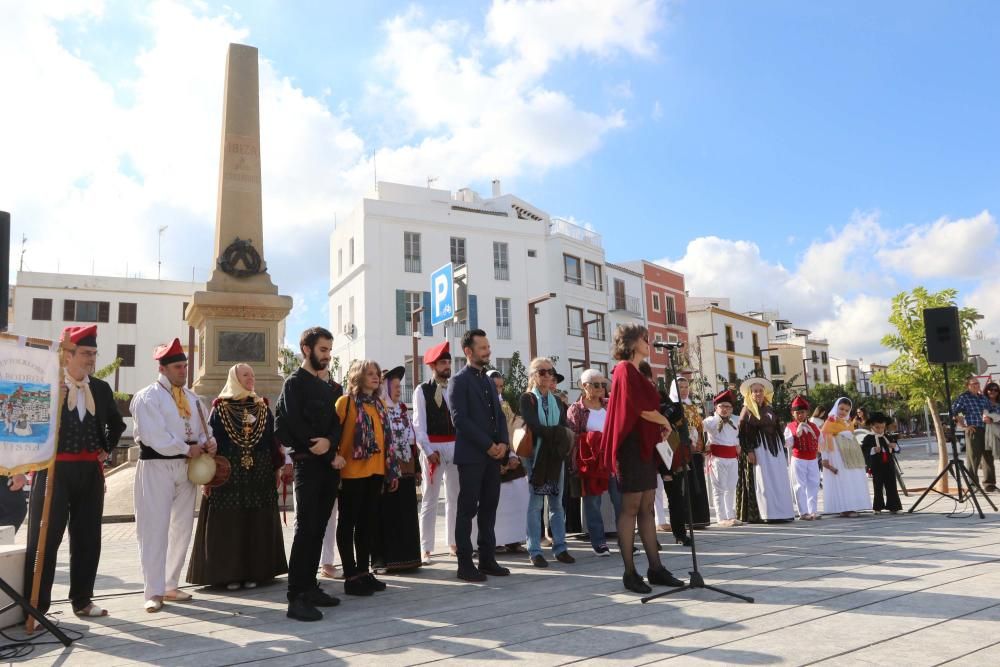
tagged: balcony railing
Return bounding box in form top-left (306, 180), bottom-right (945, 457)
top-left (564, 272), bottom-right (582, 285)
top-left (611, 294), bottom-right (642, 316)
top-left (567, 326), bottom-right (584, 337)
top-left (494, 265), bottom-right (509, 281)
top-left (404, 256), bottom-right (422, 273)
top-left (753, 346), bottom-right (761, 357)
top-left (589, 323), bottom-right (607, 341)
top-left (666, 310), bottom-right (687, 327)
top-left (495, 324), bottom-right (511, 340)
top-left (585, 279), bottom-right (604, 291)
top-left (549, 217), bottom-right (603, 248)
top-left (726, 339), bottom-right (735, 353)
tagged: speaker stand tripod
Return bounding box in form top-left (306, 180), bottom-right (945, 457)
top-left (908, 362), bottom-right (997, 518)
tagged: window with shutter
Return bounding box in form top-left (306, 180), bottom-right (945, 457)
top-left (32, 298), bottom-right (53, 321)
top-left (118, 302), bottom-right (137, 324)
top-left (64, 299), bottom-right (76, 320)
top-left (117, 344), bottom-right (136, 367)
top-left (98, 301), bottom-right (110, 322)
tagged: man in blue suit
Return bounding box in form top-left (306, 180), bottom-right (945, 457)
top-left (448, 328), bottom-right (511, 581)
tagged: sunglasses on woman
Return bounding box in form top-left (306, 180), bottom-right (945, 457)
top-left (587, 382), bottom-right (607, 389)
top-left (536, 368), bottom-right (555, 377)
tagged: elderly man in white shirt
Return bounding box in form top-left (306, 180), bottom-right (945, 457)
top-left (131, 338), bottom-right (216, 612)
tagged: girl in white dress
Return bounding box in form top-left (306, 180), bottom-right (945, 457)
top-left (820, 397), bottom-right (871, 516)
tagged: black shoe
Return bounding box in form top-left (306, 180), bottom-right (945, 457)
top-left (657, 541), bottom-right (663, 551)
top-left (305, 586), bottom-right (341, 607)
top-left (623, 571), bottom-right (652, 594)
top-left (478, 561), bottom-right (510, 576)
top-left (676, 536), bottom-right (692, 547)
top-left (555, 551), bottom-right (576, 564)
top-left (365, 573), bottom-right (387, 592)
top-left (457, 565), bottom-right (488, 582)
top-left (344, 576), bottom-right (374, 596)
top-left (531, 554), bottom-right (549, 568)
top-left (286, 596), bottom-right (323, 622)
top-left (647, 567), bottom-right (685, 587)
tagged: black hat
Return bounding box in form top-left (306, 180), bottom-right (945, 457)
top-left (381, 366), bottom-right (406, 383)
top-left (486, 369), bottom-right (503, 379)
top-left (865, 411), bottom-right (892, 427)
top-left (554, 371), bottom-right (565, 385)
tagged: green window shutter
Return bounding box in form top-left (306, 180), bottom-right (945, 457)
top-left (395, 290), bottom-right (406, 336)
top-left (422, 292), bottom-right (433, 336)
top-left (469, 294), bottom-right (478, 330)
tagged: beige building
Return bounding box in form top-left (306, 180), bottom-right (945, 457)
top-left (687, 298), bottom-right (771, 395)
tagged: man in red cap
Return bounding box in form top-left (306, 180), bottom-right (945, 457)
top-left (784, 395), bottom-right (821, 520)
top-left (130, 337), bottom-right (217, 612)
top-left (412, 340), bottom-right (460, 564)
top-left (701, 389), bottom-right (741, 527)
top-left (22, 325), bottom-right (126, 618)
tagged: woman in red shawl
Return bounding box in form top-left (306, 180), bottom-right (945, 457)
top-left (601, 324), bottom-right (685, 594)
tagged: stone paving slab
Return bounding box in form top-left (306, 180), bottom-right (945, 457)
top-left (5, 442), bottom-right (1000, 665)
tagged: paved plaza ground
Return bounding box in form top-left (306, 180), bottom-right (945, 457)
top-left (5, 439), bottom-right (1000, 665)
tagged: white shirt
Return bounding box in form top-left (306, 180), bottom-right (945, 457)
top-left (585, 407), bottom-right (606, 433)
top-left (411, 380), bottom-right (452, 456)
top-left (130, 374), bottom-right (209, 457)
top-left (703, 414), bottom-right (740, 447)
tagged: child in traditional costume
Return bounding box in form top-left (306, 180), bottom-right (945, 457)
top-left (737, 378), bottom-right (795, 522)
top-left (784, 396), bottom-right (821, 520)
top-left (702, 390), bottom-right (740, 526)
top-left (820, 397), bottom-right (871, 517)
top-left (861, 412), bottom-right (902, 514)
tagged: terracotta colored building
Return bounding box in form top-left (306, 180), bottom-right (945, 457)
top-left (623, 260), bottom-right (689, 385)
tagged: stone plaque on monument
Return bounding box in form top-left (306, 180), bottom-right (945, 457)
top-left (186, 43), bottom-right (293, 401)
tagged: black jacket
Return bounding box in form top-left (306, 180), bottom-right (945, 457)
top-left (87, 375), bottom-right (126, 452)
top-left (519, 392), bottom-right (570, 487)
top-left (274, 367), bottom-right (343, 461)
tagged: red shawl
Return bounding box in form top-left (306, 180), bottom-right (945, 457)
top-left (601, 361), bottom-right (662, 475)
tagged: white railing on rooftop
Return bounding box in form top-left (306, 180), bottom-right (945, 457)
top-left (549, 217), bottom-right (603, 248)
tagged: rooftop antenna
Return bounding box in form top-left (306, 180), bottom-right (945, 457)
top-left (372, 150), bottom-right (377, 192)
top-left (157, 225), bottom-right (168, 279)
top-left (19, 234), bottom-right (26, 271)
top-left (427, 176), bottom-right (438, 188)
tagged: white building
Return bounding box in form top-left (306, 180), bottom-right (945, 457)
top-left (969, 335), bottom-right (1000, 381)
top-left (766, 317), bottom-right (832, 391)
top-left (605, 262), bottom-right (646, 343)
top-left (687, 299), bottom-right (770, 395)
top-left (828, 356), bottom-right (863, 390)
top-left (328, 181), bottom-right (612, 399)
top-left (12, 271), bottom-right (204, 397)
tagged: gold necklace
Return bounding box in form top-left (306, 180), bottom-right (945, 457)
top-left (218, 400), bottom-right (268, 469)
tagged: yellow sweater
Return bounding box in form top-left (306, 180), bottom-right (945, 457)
top-left (335, 396), bottom-right (387, 479)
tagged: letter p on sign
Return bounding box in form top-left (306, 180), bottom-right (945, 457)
top-left (430, 263), bottom-right (454, 326)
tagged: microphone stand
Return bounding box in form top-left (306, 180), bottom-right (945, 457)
top-left (642, 342), bottom-right (754, 604)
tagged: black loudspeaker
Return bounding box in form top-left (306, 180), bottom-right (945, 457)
top-left (0, 211), bottom-right (9, 332)
top-left (923, 306), bottom-right (963, 364)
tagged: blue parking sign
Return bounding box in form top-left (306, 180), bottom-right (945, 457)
top-left (430, 263), bottom-right (454, 326)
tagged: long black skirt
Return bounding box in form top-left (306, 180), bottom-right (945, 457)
top-left (187, 499), bottom-right (288, 586)
top-left (374, 476), bottom-right (422, 572)
top-left (689, 453), bottom-right (712, 526)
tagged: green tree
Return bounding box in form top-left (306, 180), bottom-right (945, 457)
top-left (503, 351), bottom-right (529, 413)
top-left (874, 287), bottom-right (980, 491)
top-left (278, 345), bottom-right (300, 378)
top-left (93, 356), bottom-right (130, 401)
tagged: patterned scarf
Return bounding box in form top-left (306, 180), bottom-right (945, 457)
top-left (386, 402), bottom-right (415, 463)
top-left (352, 392), bottom-right (391, 460)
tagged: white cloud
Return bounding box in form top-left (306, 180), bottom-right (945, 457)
top-left (878, 210), bottom-right (997, 278)
top-left (811, 294), bottom-right (894, 362)
top-left (651, 99), bottom-right (663, 120)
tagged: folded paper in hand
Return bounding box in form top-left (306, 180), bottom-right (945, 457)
top-left (655, 441), bottom-right (673, 469)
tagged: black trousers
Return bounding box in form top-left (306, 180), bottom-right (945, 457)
top-left (456, 462), bottom-right (501, 565)
top-left (336, 475), bottom-right (382, 578)
top-left (870, 455), bottom-right (902, 512)
top-left (23, 461), bottom-right (104, 613)
top-left (664, 473), bottom-right (688, 542)
top-left (287, 459), bottom-right (338, 601)
top-left (0, 477), bottom-right (27, 532)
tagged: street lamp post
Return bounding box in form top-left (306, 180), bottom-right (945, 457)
top-left (801, 352), bottom-right (810, 396)
top-left (528, 292), bottom-right (556, 359)
top-left (410, 306), bottom-right (424, 390)
top-left (835, 363), bottom-right (850, 387)
top-left (758, 347), bottom-right (778, 378)
top-left (696, 332), bottom-right (719, 416)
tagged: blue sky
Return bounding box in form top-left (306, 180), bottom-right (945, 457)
top-left (2, 1), bottom-right (998, 362)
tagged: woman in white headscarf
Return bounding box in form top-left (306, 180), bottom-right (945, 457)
top-left (371, 366), bottom-right (423, 573)
top-left (737, 378), bottom-right (795, 523)
top-left (187, 364), bottom-right (287, 589)
top-left (820, 397), bottom-right (871, 517)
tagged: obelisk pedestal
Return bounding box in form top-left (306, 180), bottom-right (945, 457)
top-left (186, 43), bottom-right (292, 401)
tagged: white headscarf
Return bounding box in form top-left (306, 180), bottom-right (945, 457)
top-left (217, 363), bottom-right (263, 404)
top-left (831, 396), bottom-right (853, 423)
top-left (669, 378), bottom-right (692, 405)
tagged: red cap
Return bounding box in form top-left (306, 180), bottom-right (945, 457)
top-left (713, 389), bottom-right (735, 406)
top-left (154, 338), bottom-right (187, 365)
top-left (61, 325), bottom-right (97, 348)
top-left (791, 395), bottom-right (810, 411)
top-left (423, 341), bottom-right (451, 365)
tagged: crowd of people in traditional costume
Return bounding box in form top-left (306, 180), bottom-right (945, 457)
top-left (7, 321), bottom-right (937, 624)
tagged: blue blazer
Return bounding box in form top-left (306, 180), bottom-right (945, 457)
top-left (448, 365), bottom-right (510, 466)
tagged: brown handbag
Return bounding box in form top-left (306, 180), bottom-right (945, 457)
top-left (513, 423), bottom-right (533, 458)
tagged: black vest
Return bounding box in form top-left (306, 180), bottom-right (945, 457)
top-left (420, 381), bottom-right (454, 437)
top-left (59, 403), bottom-right (105, 454)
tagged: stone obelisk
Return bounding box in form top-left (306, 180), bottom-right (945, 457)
top-left (186, 43), bottom-right (292, 400)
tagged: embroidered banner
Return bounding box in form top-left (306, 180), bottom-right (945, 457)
top-left (0, 338), bottom-right (60, 475)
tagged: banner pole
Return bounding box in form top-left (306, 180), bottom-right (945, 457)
top-left (25, 340), bottom-right (65, 634)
